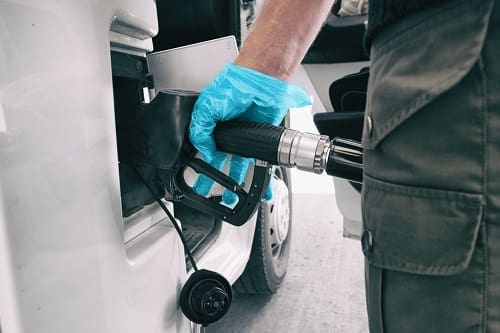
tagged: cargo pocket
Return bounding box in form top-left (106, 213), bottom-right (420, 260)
top-left (362, 0), bottom-right (494, 151)
top-left (362, 175), bottom-right (484, 276)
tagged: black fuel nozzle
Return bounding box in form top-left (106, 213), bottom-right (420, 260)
top-left (326, 137), bottom-right (363, 183)
top-left (214, 120), bottom-right (363, 183)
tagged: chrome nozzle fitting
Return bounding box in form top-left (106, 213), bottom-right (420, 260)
top-left (277, 129), bottom-right (330, 174)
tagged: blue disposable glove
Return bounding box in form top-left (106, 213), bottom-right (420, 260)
top-left (189, 62), bottom-right (311, 205)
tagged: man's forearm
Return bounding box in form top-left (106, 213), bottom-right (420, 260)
top-left (234, 0), bottom-right (335, 81)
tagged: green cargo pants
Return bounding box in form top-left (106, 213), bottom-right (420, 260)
top-left (362, 0), bottom-right (499, 331)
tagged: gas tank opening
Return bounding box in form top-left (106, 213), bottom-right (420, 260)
top-left (110, 50), bottom-right (220, 257)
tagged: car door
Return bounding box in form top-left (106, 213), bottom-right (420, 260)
top-left (302, 1), bottom-right (368, 239)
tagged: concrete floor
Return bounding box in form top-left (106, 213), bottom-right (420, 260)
top-left (208, 194), bottom-right (369, 333)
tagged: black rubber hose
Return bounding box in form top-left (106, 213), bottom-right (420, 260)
top-left (213, 120), bottom-right (286, 164)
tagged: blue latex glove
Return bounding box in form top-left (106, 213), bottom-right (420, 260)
top-left (189, 62), bottom-right (311, 205)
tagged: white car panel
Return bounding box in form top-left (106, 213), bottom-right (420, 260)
top-left (0, 1), bottom-right (191, 332)
top-left (303, 62), bottom-right (368, 239)
top-left (333, 178), bottom-right (363, 239)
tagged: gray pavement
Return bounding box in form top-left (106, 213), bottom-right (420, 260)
top-left (208, 194), bottom-right (369, 333)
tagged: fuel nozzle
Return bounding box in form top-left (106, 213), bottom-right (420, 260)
top-left (214, 120), bottom-right (363, 183)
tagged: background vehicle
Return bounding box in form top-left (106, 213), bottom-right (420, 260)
top-left (0, 1), bottom-right (293, 332)
top-left (302, 3), bottom-right (369, 239)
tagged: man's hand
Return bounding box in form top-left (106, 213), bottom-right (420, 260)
top-left (189, 62), bottom-right (311, 205)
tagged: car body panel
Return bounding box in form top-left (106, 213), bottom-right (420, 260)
top-left (0, 1), bottom-right (194, 332)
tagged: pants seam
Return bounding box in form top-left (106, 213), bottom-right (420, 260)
top-left (379, 269), bottom-right (384, 333)
top-left (481, 222), bottom-right (488, 333)
top-left (478, 53), bottom-right (489, 333)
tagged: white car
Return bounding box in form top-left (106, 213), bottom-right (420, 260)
top-left (0, 1), bottom-right (292, 332)
top-left (303, 6), bottom-right (369, 240)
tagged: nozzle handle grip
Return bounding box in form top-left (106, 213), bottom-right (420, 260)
top-left (214, 120), bottom-right (285, 164)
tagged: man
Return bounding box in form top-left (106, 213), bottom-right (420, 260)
top-left (189, 0), bottom-right (499, 331)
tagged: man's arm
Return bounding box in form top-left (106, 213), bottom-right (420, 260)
top-left (235, 0), bottom-right (336, 81)
top-left (190, 1), bottom-right (330, 201)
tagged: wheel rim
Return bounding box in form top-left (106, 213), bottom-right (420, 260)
top-left (263, 168), bottom-right (290, 260)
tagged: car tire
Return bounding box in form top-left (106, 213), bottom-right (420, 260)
top-left (234, 167), bottom-right (292, 294)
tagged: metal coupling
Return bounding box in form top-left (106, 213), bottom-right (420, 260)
top-left (277, 129), bottom-right (330, 174)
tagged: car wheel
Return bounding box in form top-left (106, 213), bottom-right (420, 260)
top-left (234, 167), bottom-right (292, 294)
